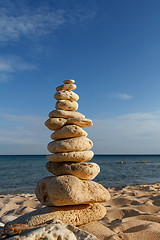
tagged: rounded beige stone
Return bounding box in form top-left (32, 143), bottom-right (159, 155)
top-left (46, 151), bottom-right (94, 162)
top-left (47, 136), bottom-right (93, 153)
top-left (63, 79), bottom-right (75, 84)
top-left (45, 118), bottom-right (67, 131)
top-left (51, 125), bottom-right (87, 140)
top-left (67, 118), bottom-right (92, 127)
top-left (5, 203), bottom-right (106, 227)
top-left (49, 109), bottom-right (85, 119)
top-left (55, 100), bottom-right (78, 111)
top-left (54, 90), bottom-right (79, 102)
top-left (35, 175), bottom-right (110, 206)
top-left (46, 161), bottom-right (100, 180)
top-left (56, 84), bottom-right (77, 91)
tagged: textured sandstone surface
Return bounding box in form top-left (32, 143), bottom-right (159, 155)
top-left (45, 118), bottom-right (92, 131)
top-left (46, 161), bottom-right (100, 180)
top-left (49, 109), bottom-right (85, 119)
top-left (56, 83), bottom-right (77, 91)
top-left (46, 151), bottom-right (94, 162)
top-left (63, 79), bottom-right (75, 84)
top-left (35, 175), bottom-right (110, 206)
top-left (8, 222), bottom-right (77, 240)
top-left (45, 118), bottom-right (67, 131)
top-left (7, 220), bottom-right (99, 240)
top-left (54, 90), bottom-right (79, 102)
top-left (55, 100), bottom-right (78, 111)
top-left (51, 125), bottom-right (87, 140)
top-left (66, 118), bottom-right (92, 127)
top-left (47, 137), bottom-right (93, 153)
top-left (6, 203), bottom-right (106, 227)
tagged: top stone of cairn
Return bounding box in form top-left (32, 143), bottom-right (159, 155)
top-left (63, 79), bottom-right (75, 84)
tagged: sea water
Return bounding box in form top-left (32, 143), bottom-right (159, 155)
top-left (0, 155), bottom-right (160, 194)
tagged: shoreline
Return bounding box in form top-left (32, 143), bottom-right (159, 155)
top-left (1, 182), bottom-right (160, 239)
top-left (1, 181), bottom-right (160, 195)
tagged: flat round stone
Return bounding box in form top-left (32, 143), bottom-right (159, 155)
top-left (63, 79), bottom-right (75, 84)
top-left (46, 151), bottom-right (94, 162)
top-left (56, 84), bottom-right (77, 91)
top-left (47, 136), bottom-right (93, 153)
top-left (55, 100), bottom-right (78, 111)
top-left (5, 204), bottom-right (106, 227)
top-left (51, 125), bottom-right (87, 140)
top-left (45, 118), bottom-right (67, 131)
top-left (54, 90), bottom-right (79, 102)
top-left (67, 118), bottom-right (92, 127)
top-left (46, 161), bottom-right (100, 180)
top-left (49, 109), bottom-right (85, 119)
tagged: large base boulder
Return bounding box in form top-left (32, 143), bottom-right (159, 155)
top-left (5, 203), bottom-right (106, 228)
top-left (35, 175), bottom-right (110, 206)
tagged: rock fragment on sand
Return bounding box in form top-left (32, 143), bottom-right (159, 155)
top-left (46, 161), bottom-right (100, 180)
top-left (5, 204), bottom-right (106, 227)
top-left (8, 222), bottom-right (77, 240)
top-left (55, 100), bottom-right (78, 111)
top-left (7, 222), bottom-right (99, 240)
top-left (56, 83), bottom-right (77, 91)
top-left (47, 136), bottom-right (93, 153)
top-left (49, 109), bottom-right (85, 119)
top-left (0, 222), bottom-right (4, 227)
top-left (35, 175), bottom-right (110, 206)
top-left (46, 151), bottom-right (94, 162)
top-left (51, 125), bottom-right (87, 140)
top-left (1, 215), bottom-right (17, 224)
top-left (54, 90), bottom-right (79, 102)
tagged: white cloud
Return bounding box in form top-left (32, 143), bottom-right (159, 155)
top-left (0, 56), bottom-right (35, 82)
top-left (0, 3), bottom-right (96, 43)
top-left (117, 93), bottom-right (133, 100)
top-left (1, 110), bottom-right (160, 155)
top-left (108, 93), bottom-right (133, 100)
top-left (87, 111), bottom-right (160, 154)
top-left (118, 112), bottom-right (157, 120)
top-left (0, 111), bottom-right (50, 154)
top-left (0, 56), bottom-right (35, 72)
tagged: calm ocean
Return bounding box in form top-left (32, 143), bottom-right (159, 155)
top-left (0, 155), bottom-right (160, 194)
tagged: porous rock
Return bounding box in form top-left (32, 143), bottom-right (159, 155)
top-left (46, 161), bottom-right (100, 180)
top-left (6, 203), bottom-right (106, 228)
top-left (8, 222), bottom-right (76, 240)
top-left (67, 118), bottom-right (92, 128)
top-left (7, 220), bottom-right (99, 240)
top-left (47, 137), bottom-right (93, 153)
top-left (54, 90), bottom-right (79, 102)
top-left (55, 100), bottom-right (78, 111)
top-left (45, 118), bottom-right (92, 131)
top-left (45, 118), bottom-right (67, 131)
top-left (46, 151), bottom-right (94, 162)
top-left (63, 79), bottom-right (75, 84)
top-left (49, 109), bottom-right (85, 119)
top-left (35, 175), bottom-right (110, 206)
top-left (56, 84), bottom-right (77, 91)
top-left (51, 125), bottom-right (87, 140)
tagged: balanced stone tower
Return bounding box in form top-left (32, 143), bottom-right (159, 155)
top-left (35, 79), bottom-right (110, 226)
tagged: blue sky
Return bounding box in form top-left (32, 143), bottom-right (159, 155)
top-left (0, 0), bottom-right (160, 154)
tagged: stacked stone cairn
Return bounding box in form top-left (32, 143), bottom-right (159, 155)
top-left (35, 79), bottom-right (110, 226)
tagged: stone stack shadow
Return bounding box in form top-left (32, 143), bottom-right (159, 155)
top-left (35, 79), bottom-right (110, 226)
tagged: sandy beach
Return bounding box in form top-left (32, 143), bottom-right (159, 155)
top-left (0, 183), bottom-right (160, 239)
